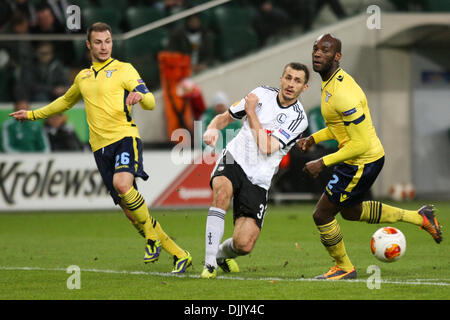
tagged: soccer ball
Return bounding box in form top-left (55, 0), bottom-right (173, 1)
top-left (370, 227), bottom-right (406, 262)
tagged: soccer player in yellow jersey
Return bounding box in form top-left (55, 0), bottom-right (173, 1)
top-left (9, 22), bottom-right (192, 273)
top-left (299, 34), bottom-right (442, 280)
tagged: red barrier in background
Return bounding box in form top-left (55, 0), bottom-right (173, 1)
top-left (152, 154), bottom-right (217, 208)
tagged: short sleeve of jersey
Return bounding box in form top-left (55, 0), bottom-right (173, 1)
top-left (271, 105), bottom-right (308, 148)
top-left (122, 63), bottom-right (150, 95)
top-left (228, 99), bottom-right (245, 119)
top-left (228, 87), bottom-right (263, 120)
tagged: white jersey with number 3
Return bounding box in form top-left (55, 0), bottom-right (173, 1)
top-left (225, 86), bottom-right (308, 190)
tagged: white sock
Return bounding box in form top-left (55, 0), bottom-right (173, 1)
top-left (204, 207), bottom-right (226, 268)
top-left (217, 237), bottom-right (239, 263)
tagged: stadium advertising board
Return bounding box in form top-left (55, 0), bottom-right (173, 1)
top-left (0, 152), bottom-right (215, 211)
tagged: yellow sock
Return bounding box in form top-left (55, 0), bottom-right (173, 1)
top-left (317, 219), bottom-right (354, 271)
top-left (131, 221), bottom-right (145, 238)
top-left (154, 221), bottom-right (186, 259)
top-left (131, 219), bottom-right (186, 259)
top-left (119, 187), bottom-right (158, 241)
top-left (361, 201), bottom-right (423, 226)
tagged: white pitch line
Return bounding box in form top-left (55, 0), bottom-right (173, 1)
top-left (1, 266), bottom-right (449, 287)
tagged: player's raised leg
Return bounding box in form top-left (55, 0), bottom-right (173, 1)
top-left (202, 176), bottom-right (233, 279)
top-left (358, 201), bottom-right (442, 243)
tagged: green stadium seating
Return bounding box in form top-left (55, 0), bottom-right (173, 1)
top-left (69, 0), bottom-right (93, 8)
top-left (112, 39), bottom-right (126, 61)
top-left (424, 0), bottom-right (450, 11)
top-left (217, 26), bottom-right (258, 61)
top-left (189, 0), bottom-right (210, 5)
top-left (98, 0), bottom-right (128, 12)
top-left (197, 7), bottom-right (215, 30)
top-left (130, 56), bottom-right (161, 90)
top-left (124, 28), bottom-right (169, 59)
top-left (82, 7), bottom-right (122, 33)
top-left (120, 5), bottom-right (166, 86)
top-left (125, 7), bottom-right (165, 30)
top-left (122, 28), bottom-right (168, 88)
top-left (72, 39), bottom-right (89, 66)
top-left (210, 4), bottom-right (258, 62)
top-left (212, 5), bottom-right (253, 30)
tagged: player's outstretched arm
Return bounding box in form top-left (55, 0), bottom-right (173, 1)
top-left (13, 75), bottom-right (82, 122)
top-left (9, 110), bottom-right (29, 122)
top-left (203, 111), bottom-right (234, 147)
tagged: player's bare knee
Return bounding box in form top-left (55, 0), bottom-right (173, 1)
top-left (341, 205), bottom-right (363, 221)
top-left (233, 238), bottom-right (254, 255)
top-left (313, 209), bottom-right (333, 226)
top-left (113, 180), bottom-right (132, 195)
top-left (340, 212), bottom-right (360, 221)
top-left (312, 209), bottom-right (323, 225)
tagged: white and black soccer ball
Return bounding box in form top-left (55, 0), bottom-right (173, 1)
top-left (370, 227), bottom-right (406, 262)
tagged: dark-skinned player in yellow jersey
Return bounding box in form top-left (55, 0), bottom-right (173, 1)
top-left (9, 22), bottom-right (192, 273)
top-left (299, 33), bottom-right (442, 280)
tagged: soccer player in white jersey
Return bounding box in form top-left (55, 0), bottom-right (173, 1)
top-left (201, 63), bottom-right (310, 278)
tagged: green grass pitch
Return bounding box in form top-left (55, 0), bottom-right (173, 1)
top-left (0, 200), bottom-right (448, 300)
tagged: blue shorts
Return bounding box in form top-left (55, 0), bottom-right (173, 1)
top-left (93, 136), bottom-right (149, 204)
top-left (324, 156), bottom-right (384, 207)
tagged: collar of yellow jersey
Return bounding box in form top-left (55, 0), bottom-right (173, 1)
top-left (321, 68), bottom-right (342, 91)
top-left (91, 57), bottom-right (114, 72)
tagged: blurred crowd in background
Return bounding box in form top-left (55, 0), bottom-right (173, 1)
top-left (0, 0), bottom-right (441, 154)
top-left (0, 0), bottom-right (432, 99)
